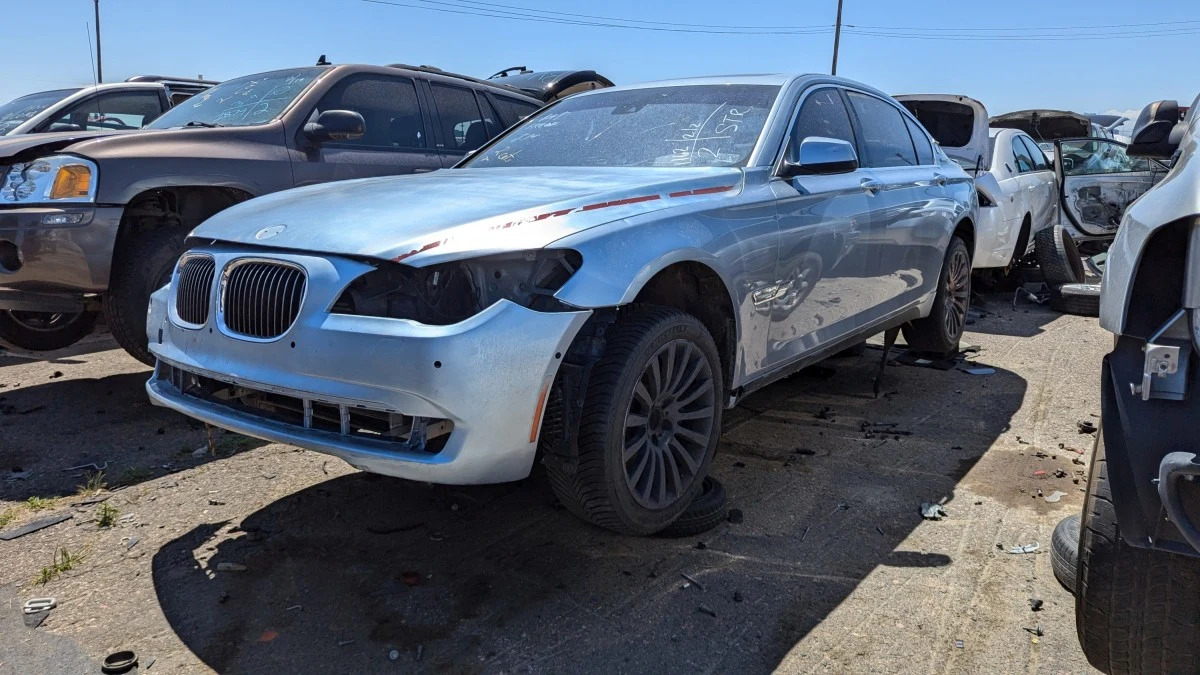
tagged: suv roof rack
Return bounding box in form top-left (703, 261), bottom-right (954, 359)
top-left (385, 63), bottom-right (527, 97)
top-left (125, 75), bottom-right (221, 86)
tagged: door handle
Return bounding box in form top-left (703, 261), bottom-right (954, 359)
top-left (933, 174), bottom-right (947, 186)
top-left (860, 178), bottom-right (882, 194)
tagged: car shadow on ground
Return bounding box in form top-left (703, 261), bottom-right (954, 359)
top-left (965, 290), bottom-right (1076, 338)
top-left (0, 369), bottom-right (266, 504)
top-left (150, 352), bottom-right (1028, 673)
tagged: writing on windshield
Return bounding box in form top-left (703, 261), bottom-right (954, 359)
top-left (0, 89), bottom-right (80, 135)
top-left (466, 84), bottom-right (779, 169)
top-left (146, 68), bottom-right (323, 129)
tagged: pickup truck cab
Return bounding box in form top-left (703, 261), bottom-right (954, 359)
top-left (0, 77), bottom-right (215, 136)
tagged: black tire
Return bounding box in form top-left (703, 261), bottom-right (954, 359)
top-left (657, 476), bottom-right (728, 538)
top-left (1076, 433), bottom-right (1200, 673)
top-left (0, 310), bottom-right (97, 351)
top-left (1051, 513), bottom-right (1081, 592)
top-left (901, 236), bottom-right (970, 357)
top-left (1050, 283), bottom-right (1101, 317)
top-left (546, 305), bottom-right (724, 536)
top-left (104, 225), bottom-right (189, 366)
top-left (1035, 224), bottom-right (1086, 285)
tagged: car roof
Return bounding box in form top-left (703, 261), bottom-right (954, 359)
top-left (565, 74), bottom-right (894, 102)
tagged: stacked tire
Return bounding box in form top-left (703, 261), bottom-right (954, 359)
top-left (1035, 224), bottom-right (1099, 317)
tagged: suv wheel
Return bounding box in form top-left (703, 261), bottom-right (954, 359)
top-left (546, 306), bottom-right (724, 535)
top-left (1076, 432), bottom-right (1200, 673)
top-left (0, 310), bottom-right (97, 351)
top-left (104, 225), bottom-right (189, 366)
top-left (901, 235), bottom-right (970, 356)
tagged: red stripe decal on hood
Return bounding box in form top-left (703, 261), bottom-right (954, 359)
top-left (579, 194), bottom-right (661, 211)
top-left (393, 239), bottom-right (443, 262)
top-left (667, 185), bottom-right (736, 198)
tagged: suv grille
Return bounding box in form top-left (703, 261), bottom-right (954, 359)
top-left (174, 255), bottom-right (216, 325)
top-left (221, 260), bottom-right (306, 339)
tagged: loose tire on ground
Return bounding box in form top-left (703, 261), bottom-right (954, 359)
top-left (1035, 224), bottom-right (1086, 285)
top-left (104, 226), bottom-right (189, 366)
top-left (657, 476), bottom-right (728, 538)
top-left (902, 235), bottom-right (971, 357)
top-left (545, 305), bottom-right (724, 536)
top-left (1051, 513), bottom-right (1080, 592)
top-left (0, 310), bottom-right (97, 351)
top-left (1076, 433), bottom-right (1200, 673)
top-left (1050, 283), bottom-right (1101, 317)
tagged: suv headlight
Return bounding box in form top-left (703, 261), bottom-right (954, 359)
top-left (1, 155), bottom-right (97, 204)
top-left (332, 249), bottom-right (582, 324)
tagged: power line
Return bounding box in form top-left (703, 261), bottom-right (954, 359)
top-left (844, 27), bottom-right (1200, 41)
top-left (362, 0), bottom-right (833, 35)
top-left (421, 0), bottom-right (830, 30)
top-left (847, 18), bottom-right (1200, 32)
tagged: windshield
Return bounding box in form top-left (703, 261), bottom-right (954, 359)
top-left (0, 88), bottom-right (80, 135)
top-left (465, 84), bottom-right (779, 169)
top-left (146, 67), bottom-right (323, 129)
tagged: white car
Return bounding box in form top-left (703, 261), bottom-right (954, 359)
top-left (898, 94), bottom-right (1057, 270)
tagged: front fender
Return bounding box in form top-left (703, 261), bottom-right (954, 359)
top-left (104, 174), bottom-right (266, 206)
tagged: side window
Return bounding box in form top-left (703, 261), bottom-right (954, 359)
top-left (1019, 136), bottom-right (1049, 171)
top-left (493, 96), bottom-right (542, 127)
top-left (1011, 136), bottom-right (1036, 173)
top-left (787, 88), bottom-right (856, 163)
top-left (430, 84), bottom-right (487, 153)
top-left (903, 116), bottom-right (935, 165)
top-left (312, 75), bottom-right (425, 150)
top-left (1058, 139), bottom-right (1149, 175)
top-left (480, 95), bottom-right (504, 137)
top-left (845, 92), bottom-right (918, 168)
top-left (47, 91), bottom-right (163, 131)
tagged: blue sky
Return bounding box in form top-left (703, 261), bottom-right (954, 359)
top-left (1, 0), bottom-right (1195, 121)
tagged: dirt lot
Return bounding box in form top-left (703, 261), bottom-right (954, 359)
top-left (0, 294), bottom-right (1105, 674)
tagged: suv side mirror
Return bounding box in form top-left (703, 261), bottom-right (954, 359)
top-left (1128, 100), bottom-right (1185, 159)
top-left (779, 137), bottom-right (859, 178)
top-left (303, 110), bottom-right (365, 143)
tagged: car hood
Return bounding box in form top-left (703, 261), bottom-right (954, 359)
top-left (192, 166), bottom-right (744, 266)
top-left (0, 129), bottom-right (133, 163)
top-left (990, 109), bottom-right (1091, 143)
top-left (896, 94), bottom-right (991, 171)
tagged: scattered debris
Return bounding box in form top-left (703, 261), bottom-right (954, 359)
top-left (0, 513), bottom-right (72, 540)
top-left (1023, 625), bottom-right (1045, 637)
top-left (961, 366), bottom-right (996, 376)
top-left (1029, 598), bottom-right (1044, 612)
top-left (732, 461), bottom-right (746, 468)
top-left (337, 639), bottom-right (355, 647)
top-left (1073, 457), bottom-right (1087, 466)
top-left (191, 448), bottom-right (207, 458)
top-left (121, 536), bottom-right (139, 550)
top-left (49, 371), bottom-right (63, 379)
top-left (4, 468), bottom-right (30, 481)
top-left (694, 541), bottom-right (707, 550)
top-left (1053, 469), bottom-right (1067, 479)
top-left (697, 605), bottom-right (717, 618)
top-left (815, 406), bottom-right (836, 420)
top-left (64, 461), bottom-right (108, 472)
top-left (1044, 491), bottom-right (1067, 503)
top-left (416, 644), bottom-right (424, 661)
top-left (257, 630), bottom-right (278, 643)
top-left (733, 591), bottom-right (744, 603)
top-left (389, 649), bottom-right (401, 661)
top-left (69, 495), bottom-right (110, 507)
top-left (23, 597), bottom-right (56, 614)
top-left (216, 562), bottom-right (247, 572)
top-left (875, 526), bottom-right (885, 536)
top-left (1007, 542), bottom-right (1040, 554)
top-left (286, 605), bottom-right (302, 612)
top-left (101, 650), bottom-right (138, 674)
top-left (207, 498), bottom-right (226, 506)
top-left (954, 639), bottom-right (964, 649)
top-left (681, 572), bottom-right (705, 591)
top-left (1077, 420), bottom-right (1097, 434)
top-left (800, 526), bottom-right (810, 543)
top-left (727, 508), bottom-right (744, 524)
top-left (920, 503), bottom-right (948, 520)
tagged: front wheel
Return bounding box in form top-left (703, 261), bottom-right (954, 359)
top-left (902, 235), bottom-right (971, 356)
top-left (0, 310), bottom-right (97, 351)
top-left (546, 306), bottom-right (724, 535)
top-left (104, 225), bottom-right (189, 366)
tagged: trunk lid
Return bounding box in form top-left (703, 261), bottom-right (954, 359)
top-left (896, 94), bottom-right (990, 172)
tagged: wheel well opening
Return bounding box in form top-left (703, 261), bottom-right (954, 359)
top-left (953, 218), bottom-right (975, 260)
top-left (1011, 215), bottom-right (1032, 265)
top-left (116, 186), bottom-right (254, 252)
top-left (632, 262), bottom-right (736, 389)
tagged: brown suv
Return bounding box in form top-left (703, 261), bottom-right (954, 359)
top-left (0, 63), bottom-right (544, 363)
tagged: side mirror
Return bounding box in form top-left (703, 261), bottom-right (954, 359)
top-left (303, 109), bottom-right (365, 143)
top-left (46, 123), bottom-right (84, 133)
top-left (1128, 100), bottom-right (1184, 159)
top-left (779, 137), bottom-right (858, 178)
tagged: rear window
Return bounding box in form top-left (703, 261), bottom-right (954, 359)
top-left (493, 96), bottom-right (541, 126)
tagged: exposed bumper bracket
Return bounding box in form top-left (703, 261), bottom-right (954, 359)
top-left (1132, 310), bottom-right (1191, 401)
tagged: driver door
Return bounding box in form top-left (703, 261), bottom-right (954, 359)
top-left (1054, 138), bottom-right (1166, 237)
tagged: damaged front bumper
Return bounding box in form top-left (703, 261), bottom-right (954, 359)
top-left (145, 248), bottom-right (591, 485)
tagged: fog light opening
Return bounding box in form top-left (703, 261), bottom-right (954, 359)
top-left (0, 240), bottom-right (21, 272)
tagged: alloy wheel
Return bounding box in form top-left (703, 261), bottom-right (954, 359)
top-left (7, 311), bottom-right (80, 332)
top-left (943, 248), bottom-right (971, 340)
top-left (622, 339), bottom-right (716, 509)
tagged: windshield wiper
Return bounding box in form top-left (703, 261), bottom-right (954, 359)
top-left (183, 121), bottom-right (223, 128)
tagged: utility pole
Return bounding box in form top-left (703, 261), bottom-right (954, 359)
top-left (93, 0), bottom-right (103, 83)
top-left (831, 0), bottom-right (844, 76)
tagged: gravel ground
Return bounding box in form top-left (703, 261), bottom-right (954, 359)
top-left (0, 293), bottom-right (1105, 674)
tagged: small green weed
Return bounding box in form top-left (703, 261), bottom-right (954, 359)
top-left (35, 548), bottom-right (84, 585)
top-left (96, 502), bottom-right (120, 528)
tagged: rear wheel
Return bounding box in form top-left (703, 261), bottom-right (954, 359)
top-left (1050, 283), bottom-right (1101, 317)
top-left (104, 225), bottom-right (189, 366)
top-left (902, 236), bottom-right (970, 356)
top-left (1076, 433), bottom-right (1200, 673)
top-left (546, 306), bottom-right (724, 535)
top-left (0, 310), bottom-right (97, 351)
